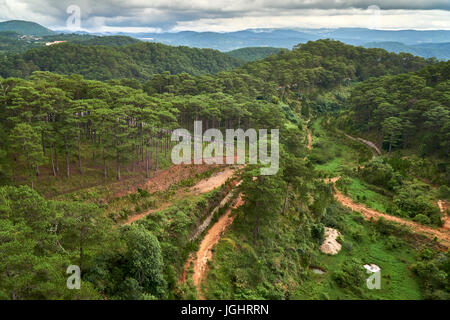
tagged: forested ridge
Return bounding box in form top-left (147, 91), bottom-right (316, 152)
top-left (226, 47), bottom-right (287, 62)
top-left (0, 42), bottom-right (244, 80)
top-left (0, 39), bottom-right (448, 300)
top-left (345, 61), bottom-right (449, 157)
top-left (0, 33), bottom-right (141, 56)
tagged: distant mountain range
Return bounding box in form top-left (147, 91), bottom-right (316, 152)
top-left (111, 28), bottom-right (450, 60)
top-left (123, 28), bottom-right (450, 50)
top-left (0, 20), bottom-right (449, 60)
top-left (364, 42), bottom-right (450, 61)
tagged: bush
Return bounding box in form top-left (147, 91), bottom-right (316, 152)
top-left (359, 158), bottom-right (401, 190)
top-left (438, 185), bottom-right (450, 200)
top-left (311, 223), bottom-right (325, 244)
top-left (413, 214), bottom-right (431, 225)
top-left (342, 241), bottom-right (354, 253)
top-left (332, 259), bottom-right (365, 293)
top-left (385, 235), bottom-right (403, 250)
top-left (393, 183), bottom-right (441, 225)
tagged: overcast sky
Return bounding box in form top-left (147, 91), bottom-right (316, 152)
top-left (1, 0), bottom-right (449, 32)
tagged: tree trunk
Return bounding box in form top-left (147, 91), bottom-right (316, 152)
top-left (117, 152), bottom-right (121, 181)
top-left (55, 147), bottom-right (59, 172)
top-left (50, 144), bottom-right (56, 176)
top-left (65, 144), bottom-right (70, 178)
top-left (253, 214), bottom-right (259, 245)
top-left (78, 134), bottom-right (82, 174)
top-left (79, 226), bottom-right (84, 272)
top-left (282, 183), bottom-right (289, 215)
top-left (145, 147), bottom-right (149, 178)
top-left (155, 140), bottom-right (158, 171)
top-left (103, 147), bottom-right (107, 178)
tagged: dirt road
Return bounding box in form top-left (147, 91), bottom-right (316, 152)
top-left (307, 130), bottom-right (313, 150)
top-left (122, 166), bottom-right (240, 225)
top-left (191, 194), bottom-right (244, 299)
top-left (344, 134), bottom-right (381, 156)
top-left (327, 177), bottom-right (450, 248)
top-left (438, 200), bottom-right (450, 230)
top-left (190, 167), bottom-right (237, 195)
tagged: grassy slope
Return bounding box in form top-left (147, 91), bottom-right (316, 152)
top-left (298, 212), bottom-right (423, 300)
top-left (301, 119), bottom-right (424, 299)
top-left (205, 118), bottom-right (426, 300)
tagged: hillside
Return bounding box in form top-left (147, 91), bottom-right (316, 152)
top-left (226, 47), bottom-right (287, 62)
top-left (0, 33), bottom-right (142, 56)
top-left (0, 39), bottom-right (448, 301)
top-left (0, 42), bottom-right (244, 79)
top-left (239, 40), bottom-right (431, 94)
top-left (346, 61), bottom-right (449, 160)
top-left (0, 20), bottom-right (55, 36)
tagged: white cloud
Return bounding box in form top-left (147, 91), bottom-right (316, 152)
top-left (1, 0), bottom-right (449, 31)
top-left (171, 9), bottom-right (450, 31)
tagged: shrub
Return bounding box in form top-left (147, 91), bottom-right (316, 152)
top-left (343, 241), bottom-right (354, 253)
top-left (359, 158), bottom-right (401, 190)
top-left (413, 214), bottom-right (431, 225)
top-left (332, 259), bottom-right (365, 293)
top-left (385, 235), bottom-right (403, 250)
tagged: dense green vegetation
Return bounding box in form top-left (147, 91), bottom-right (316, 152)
top-left (0, 38), bottom-right (448, 300)
top-left (0, 42), bottom-right (244, 80)
top-left (0, 33), bottom-right (141, 56)
top-left (345, 61), bottom-right (449, 158)
top-left (315, 117), bottom-right (444, 226)
top-left (226, 47), bottom-right (287, 62)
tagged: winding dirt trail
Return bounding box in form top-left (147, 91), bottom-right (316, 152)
top-left (190, 194), bottom-right (244, 299)
top-left (326, 177), bottom-right (450, 248)
top-left (344, 134), bottom-right (381, 156)
top-left (307, 130), bottom-right (313, 150)
top-left (438, 200), bottom-right (450, 230)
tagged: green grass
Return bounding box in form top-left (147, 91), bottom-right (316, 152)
top-left (341, 177), bottom-right (392, 214)
top-left (299, 118), bottom-right (423, 299)
top-left (200, 118), bottom-right (429, 300)
top-left (312, 119), bottom-right (370, 175)
top-left (295, 212), bottom-right (423, 300)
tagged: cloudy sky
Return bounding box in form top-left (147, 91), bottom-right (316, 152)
top-left (1, 0), bottom-right (449, 32)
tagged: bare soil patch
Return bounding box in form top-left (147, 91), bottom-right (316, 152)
top-left (320, 227), bottom-right (342, 255)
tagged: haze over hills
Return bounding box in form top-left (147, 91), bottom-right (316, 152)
top-left (0, 20), bottom-right (449, 60)
top-left (364, 42), bottom-right (450, 61)
top-left (121, 28), bottom-right (450, 57)
top-left (127, 28), bottom-right (450, 49)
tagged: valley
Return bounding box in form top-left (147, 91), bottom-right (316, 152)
top-left (0, 22), bottom-right (448, 301)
